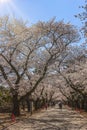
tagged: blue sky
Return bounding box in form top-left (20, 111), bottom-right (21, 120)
top-left (0, 0), bottom-right (85, 27)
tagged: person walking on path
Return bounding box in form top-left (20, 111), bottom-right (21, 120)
top-left (58, 101), bottom-right (62, 109)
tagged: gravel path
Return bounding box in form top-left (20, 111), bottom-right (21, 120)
top-left (6, 106), bottom-right (87, 130)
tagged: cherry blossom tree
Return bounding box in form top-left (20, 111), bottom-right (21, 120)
top-left (0, 16), bottom-right (79, 116)
top-left (57, 45), bottom-right (87, 110)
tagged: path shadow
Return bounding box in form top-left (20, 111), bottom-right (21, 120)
top-left (2, 108), bottom-right (87, 130)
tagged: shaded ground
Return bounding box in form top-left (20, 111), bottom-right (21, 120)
top-left (1, 106), bottom-right (87, 130)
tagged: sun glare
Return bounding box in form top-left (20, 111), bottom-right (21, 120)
top-left (0, 0), bottom-right (23, 18)
top-left (0, 0), bottom-right (10, 3)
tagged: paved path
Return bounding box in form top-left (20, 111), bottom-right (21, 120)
top-left (7, 106), bottom-right (87, 130)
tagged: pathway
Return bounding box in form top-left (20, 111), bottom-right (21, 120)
top-left (4, 106), bottom-right (87, 130)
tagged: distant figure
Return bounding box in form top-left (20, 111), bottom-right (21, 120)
top-left (11, 113), bottom-right (16, 122)
top-left (45, 103), bottom-right (48, 110)
top-left (58, 101), bottom-right (62, 109)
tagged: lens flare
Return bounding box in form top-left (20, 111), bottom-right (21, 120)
top-left (0, 0), bottom-right (10, 3)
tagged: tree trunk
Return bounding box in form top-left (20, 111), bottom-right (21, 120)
top-left (12, 93), bottom-right (20, 116)
top-left (26, 99), bottom-right (31, 112)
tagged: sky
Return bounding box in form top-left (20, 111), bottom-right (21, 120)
top-left (0, 0), bottom-right (85, 27)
